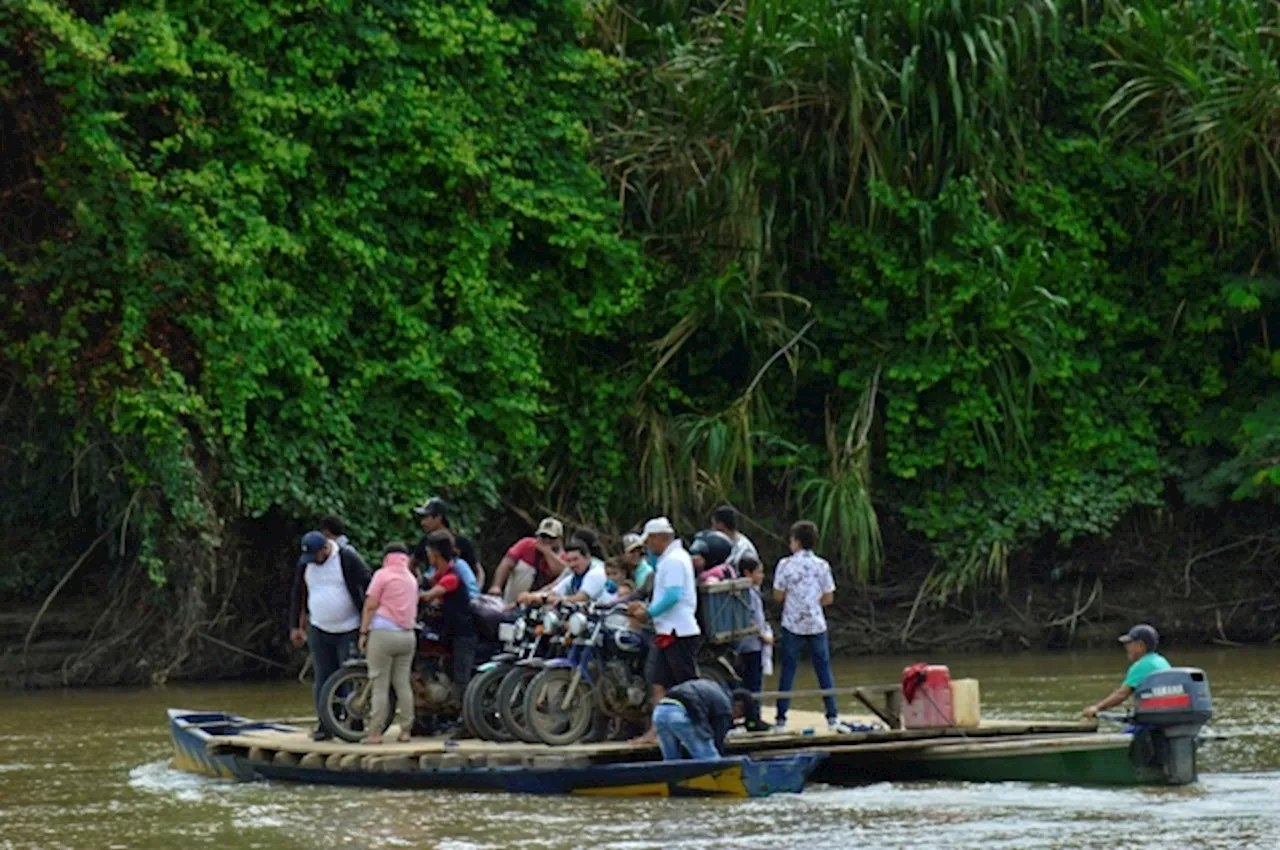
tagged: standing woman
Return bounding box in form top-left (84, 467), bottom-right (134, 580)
top-left (360, 542), bottom-right (419, 744)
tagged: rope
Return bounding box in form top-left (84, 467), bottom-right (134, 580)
top-left (195, 631), bottom-right (294, 672)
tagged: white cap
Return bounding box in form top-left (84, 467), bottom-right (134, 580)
top-left (622, 533), bottom-right (644, 553)
top-left (536, 517), bottom-right (564, 539)
top-left (639, 516), bottom-right (675, 544)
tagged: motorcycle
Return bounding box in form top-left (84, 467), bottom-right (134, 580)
top-left (317, 598), bottom-right (506, 743)
top-left (523, 603), bottom-right (649, 746)
top-left (461, 603), bottom-right (546, 741)
top-left (495, 602), bottom-right (574, 743)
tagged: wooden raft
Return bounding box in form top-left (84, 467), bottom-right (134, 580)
top-left (205, 710), bottom-right (1099, 773)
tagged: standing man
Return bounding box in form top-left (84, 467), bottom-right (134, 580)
top-left (320, 515), bottom-right (356, 554)
top-left (772, 520), bottom-right (840, 732)
top-left (412, 497), bottom-right (482, 588)
top-left (711, 505), bottom-right (758, 567)
top-left (1083, 624), bottom-right (1172, 719)
top-left (487, 517), bottom-right (566, 604)
top-left (628, 516), bottom-right (701, 744)
top-left (419, 530), bottom-right (478, 701)
top-left (288, 530), bottom-right (372, 740)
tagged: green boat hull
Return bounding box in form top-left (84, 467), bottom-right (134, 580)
top-left (819, 734), bottom-right (1175, 787)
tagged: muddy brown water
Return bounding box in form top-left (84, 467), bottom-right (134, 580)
top-left (2, 648), bottom-right (1279, 850)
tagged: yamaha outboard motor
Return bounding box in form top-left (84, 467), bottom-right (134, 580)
top-left (1128, 667), bottom-right (1212, 785)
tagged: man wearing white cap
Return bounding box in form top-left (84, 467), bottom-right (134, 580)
top-left (487, 517), bottom-right (568, 605)
top-left (628, 517), bottom-right (701, 744)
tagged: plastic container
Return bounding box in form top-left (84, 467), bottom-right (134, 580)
top-left (901, 664), bottom-right (954, 728)
top-left (950, 678), bottom-right (981, 728)
top-left (696, 578), bottom-right (759, 644)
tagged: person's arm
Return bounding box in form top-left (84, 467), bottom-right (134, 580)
top-left (421, 572), bottom-right (461, 604)
top-left (488, 554), bottom-right (516, 595)
top-left (563, 569), bottom-right (607, 605)
top-left (772, 561), bottom-right (789, 604)
top-left (646, 585), bottom-right (683, 619)
top-left (357, 578), bottom-right (381, 653)
top-left (818, 561), bottom-right (835, 606)
top-left (1084, 685), bottom-right (1134, 718)
top-left (538, 542), bottom-right (568, 578)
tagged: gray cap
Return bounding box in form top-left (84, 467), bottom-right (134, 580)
top-left (1119, 623), bottom-right (1159, 649)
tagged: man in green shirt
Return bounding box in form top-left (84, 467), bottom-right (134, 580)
top-left (1083, 623), bottom-right (1171, 719)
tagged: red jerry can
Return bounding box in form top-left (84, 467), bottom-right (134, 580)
top-left (901, 664), bottom-right (954, 728)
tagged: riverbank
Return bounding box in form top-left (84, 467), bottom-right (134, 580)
top-left (5, 552), bottom-right (1276, 691)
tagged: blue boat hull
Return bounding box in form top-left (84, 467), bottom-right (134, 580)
top-left (168, 709), bottom-right (822, 798)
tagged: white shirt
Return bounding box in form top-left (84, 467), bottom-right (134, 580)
top-left (727, 531), bottom-right (758, 566)
top-left (549, 561), bottom-right (608, 602)
top-left (773, 549), bottom-right (835, 635)
top-left (652, 540), bottom-right (700, 637)
top-left (305, 546), bottom-right (361, 634)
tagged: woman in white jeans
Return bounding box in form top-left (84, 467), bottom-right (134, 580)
top-left (358, 543), bottom-right (419, 744)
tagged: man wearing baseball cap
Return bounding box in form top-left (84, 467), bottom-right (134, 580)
top-left (487, 516), bottom-right (568, 604)
top-left (1083, 623), bottom-right (1172, 719)
top-left (412, 497), bottom-right (483, 591)
top-left (287, 530), bottom-right (372, 739)
top-left (628, 516), bottom-right (701, 745)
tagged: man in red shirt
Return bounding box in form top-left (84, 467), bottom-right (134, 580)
top-left (419, 531), bottom-right (478, 699)
top-left (486, 517), bottom-right (567, 604)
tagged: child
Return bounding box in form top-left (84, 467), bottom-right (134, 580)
top-left (597, 557), bottom-right (630, 605)
top-left (734, 556), bottom-right (771, 694)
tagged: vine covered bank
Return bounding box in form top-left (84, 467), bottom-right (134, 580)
top-left (2, 0), bottom-right (1278, 685)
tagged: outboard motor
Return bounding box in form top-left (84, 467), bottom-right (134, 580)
top-left (1128, 667), bottom-right (1213, 785)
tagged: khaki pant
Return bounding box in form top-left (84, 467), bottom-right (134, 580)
top-left (367, 629), bottom-right (416, 736)
top-left (501, 561), bottom-right (538, 605)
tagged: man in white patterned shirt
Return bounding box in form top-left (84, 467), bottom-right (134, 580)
top-left (772, 520), bottom-right (840, 731)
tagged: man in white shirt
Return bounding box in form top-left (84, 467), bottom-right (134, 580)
top-left (288, 530), bottom-right (372, 740)
top-left (519, 540), bottom-right (607, 605)
top-left (772, 520), bottom-right (839, 732)
top-left (628, 517), bottom-right (701, 744)
top-left (711, 505), bottom-right (758, 567)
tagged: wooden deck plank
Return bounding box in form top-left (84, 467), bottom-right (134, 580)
top-left (209, 709), bottom-right (1099, 765)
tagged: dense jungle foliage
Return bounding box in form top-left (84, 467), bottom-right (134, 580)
top-left (2, 0), bottom-right (1279, 681)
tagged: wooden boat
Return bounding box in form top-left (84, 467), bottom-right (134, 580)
top-left (169, 707), bottom-right (1185, 793)
top-left (168, 709), bottom-right (824, 798)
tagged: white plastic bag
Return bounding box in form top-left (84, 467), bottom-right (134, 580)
top-left (761, 623), bottom-right (774, 677)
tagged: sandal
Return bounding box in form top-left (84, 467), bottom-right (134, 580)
top-left (364, 735), bottom-right (383, 746)
top-left (396, 732), bottom-right (412, 743)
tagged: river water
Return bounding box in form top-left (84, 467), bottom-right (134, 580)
top-left (2, 647), bottom-right (1278, 850)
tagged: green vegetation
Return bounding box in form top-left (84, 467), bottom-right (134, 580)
top-left (2, 0), bottom-right (1278, 678)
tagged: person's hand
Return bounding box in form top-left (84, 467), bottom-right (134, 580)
top-left (762, 633), bottom-right (774, 646)
top-left (358, 633), bottom-right (369, 654)
top-left (289, 628), bottom-right (306, 649)
top-left (1082, 705), bottom-right (1099, 720)
top-left (487, 586), bottom-right (503, 597)
top-left (626, 601), bottom-right (648, 621)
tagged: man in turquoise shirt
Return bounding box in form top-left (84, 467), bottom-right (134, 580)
top-left (1083, 624), bottom-right (1171, 719)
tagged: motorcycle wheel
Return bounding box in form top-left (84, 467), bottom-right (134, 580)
top-left (523, 667), bottom-right (594, 747)
top-left (318, 663), bottom-right (394, 743)
top-left (701, 653), bottom-right (742, 691)
top-left (496, 666), bottom-right (542, 744)
top-left (463, 665), bottom-right (513, 742)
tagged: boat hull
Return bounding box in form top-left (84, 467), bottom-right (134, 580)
top-left (168, 709), bottom-right (821, 798)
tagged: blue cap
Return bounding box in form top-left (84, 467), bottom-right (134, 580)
top-left (1119, 623), bottom-right (1159, 649)
top-left (298, 531), bottom-right (328, 566)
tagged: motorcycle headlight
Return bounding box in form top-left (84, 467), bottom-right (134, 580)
top-left (568, 611), bottom-right (588, 638)
top-left (542, 610), bottom-right (561, 633)
top-left (513, 619), bottom-right (527, 641)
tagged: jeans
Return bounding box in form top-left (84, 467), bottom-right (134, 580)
top-left (776, 629), bottom-right (838, 722)
top-left (737, 650), bottom-right (763, 695)
top-left (366, 628), bottom-right (416, 734)
top-left (652, 702), bottom-right (720, 761)
top-left (308, 625), bottom-right (357, 719)
top-left (451, 633), bottom-right (478, 698)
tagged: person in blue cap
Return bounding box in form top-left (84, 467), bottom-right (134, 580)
top-left (288, 530), bottom-right (372, 739)
top-left (1083, 623), bottom-right (1171, 719)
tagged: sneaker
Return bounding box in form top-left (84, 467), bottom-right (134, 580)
top-left (773, 720), bottom-right (787, 733)
top-left (827, 718), bottom-right (843, 733)
top-left (312, 728), bottom-right (332, 742)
